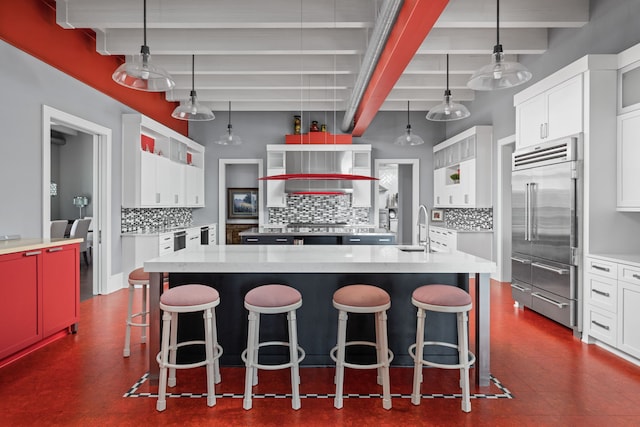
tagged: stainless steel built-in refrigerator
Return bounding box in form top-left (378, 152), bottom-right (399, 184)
top-left (511, 136), bottom-right (582, 333)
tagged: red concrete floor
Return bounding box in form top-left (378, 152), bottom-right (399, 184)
top-left (1, 281), bottom-right (639, 426)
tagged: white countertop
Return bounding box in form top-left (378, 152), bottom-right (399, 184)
top-left (587, 253), bottom-right (640, 267)
top-left (0, 238), bottom-right (83, 256)
top-left (144, 244), bottom-right (495, 274)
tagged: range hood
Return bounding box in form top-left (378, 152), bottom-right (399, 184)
top-left (260, 151), bottom-right (377, 194)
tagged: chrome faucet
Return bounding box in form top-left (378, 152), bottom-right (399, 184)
top-left (417, 204), bottom-right (430, 251)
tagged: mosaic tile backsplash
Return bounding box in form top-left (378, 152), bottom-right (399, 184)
top-left (121, 208), bottom-right (193, 233)
top-left (268, 194), bottom-right (370, 224)
top-left (441, 208), bottom-right (493, 230)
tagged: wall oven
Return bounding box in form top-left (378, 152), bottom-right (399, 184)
top-left (200, 226), bottom-right (209, 245)
top-left (173, 230), bottom-right (187, 251)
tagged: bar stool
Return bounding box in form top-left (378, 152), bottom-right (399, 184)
top-left (123, 268), bottom-right (168, 357)
top-left (242, 284), bottom-right (305, 410)
top-left (156, 284), bottom-right (223, 412)
top-left (330, 284), bottom-right (393, 410)
top-left (408, 284), bottom-right (475, 412)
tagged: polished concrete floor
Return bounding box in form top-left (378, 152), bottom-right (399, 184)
top-left (1, 280), bottom-right (639, 426)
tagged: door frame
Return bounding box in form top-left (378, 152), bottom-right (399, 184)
top-left (42, 105), bottom-right (112, 296)
top-left (373, 158), bottom-right (420, 245)
top-left (496, 134), bottom-right (515, 282)
top-left (218, 158), bottom-right (264, 244)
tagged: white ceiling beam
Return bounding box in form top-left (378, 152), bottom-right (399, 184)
top-left (96, 28), bottom-right (368, 55)
top-left (403, 54), bottom-right (518, 74)
top-left (435, 0), bottom-right (589, 28)
top-left (170, 74), bottom-right (354, 90)
top-left (419, 28), bottom-right (547, 54)
top-left (199, 100), bottom-right (350, 112)
top-left (387, 88), bottom-right (475, 101)
top-left (56, 0), bottom-right (375, 29)
top-left (166, 88), bottom-right (351, 102)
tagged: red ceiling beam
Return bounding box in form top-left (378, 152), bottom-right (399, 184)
top-left (0, 0), bottom-right (187, 136)
top-left (351, 0), bottom-right (450, 136)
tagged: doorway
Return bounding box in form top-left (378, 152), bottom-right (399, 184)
top-left (42, 106), bottom-right (112, 297)
top-left (373, 159), bottom-right (420, 245)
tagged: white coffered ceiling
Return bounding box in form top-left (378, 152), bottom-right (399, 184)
top-left (56, 0), bottom-right (589, 114)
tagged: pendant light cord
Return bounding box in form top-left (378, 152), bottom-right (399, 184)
top-left (496, 0), bottom-right (500, 46)
top-left (228, 101), bottom-right (232, 129)
top-left (191, 55), bottom-right (195, 92)
top-left (407, 100), bottom-right (410, 126)
top-left (446, 54), bottom-right (450, 90)
top-left (143, 0), bottom-right (147, 46)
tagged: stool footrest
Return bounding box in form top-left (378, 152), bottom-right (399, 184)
top-left (241, 341), bottom-right (305, 371)
top-left (156, 340), bottom-right (223, 370)
top-left (330, 341), bottom-right (394, 370)
top-left (408, 341), bottom-right (475, 370)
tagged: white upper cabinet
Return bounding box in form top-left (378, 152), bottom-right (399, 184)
top-left (515, 74), bottom-right (583, 150)
top-left (617, 110), bottom-right (640, 210)
top-left (122, 114), bottom-right (205, 209)
top-left (265, 150), bottom-right (286, 207)
top-left (618, 59), bottom-right (640, 114)
top-left (433, 126), bottom-right (492, 209)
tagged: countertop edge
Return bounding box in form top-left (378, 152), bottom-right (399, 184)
top-left (0, 238), bottom-right (83, 255)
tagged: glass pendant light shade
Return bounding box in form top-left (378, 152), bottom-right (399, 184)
top-left (467, 0), bottom-right (532, 91)
top-left (394, 101), bottom-right (425, 146)
top-left (215, 101), bottom-right (243, 145)
top-left (112, 0), bottom-right (175, 92)
top-left (172, 56), bottom-right (215, 121)
top-left (427, 54), bottom-right (470, 121)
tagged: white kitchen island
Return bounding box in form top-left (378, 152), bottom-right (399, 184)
top-left (144, 244), bottom-right (496, 386)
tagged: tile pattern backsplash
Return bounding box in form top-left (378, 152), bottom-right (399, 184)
top-left (268, 194), bottom-right (370, 224)
top-left (442, 208), bottom-right (493, 230)
top-left (121, 208), bottom-right (193, 233)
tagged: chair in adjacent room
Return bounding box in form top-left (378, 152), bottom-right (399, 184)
top-left (242, 284), bottom-right (305, 410)
top-left (83, 216), bottom-right (93, 257)
top-left (69, 218), bottom-right (91, 266)
top-left (156, 284), bottom-right (223, 411)
top-left (50, 220), bottom-right (68, 239)
top-left (331, 284), bottom-right (392, 410)
top-left (408, 284), bottom-right (475, 412)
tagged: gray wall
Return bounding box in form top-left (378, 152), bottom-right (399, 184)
top-left (0, 39), bottom-right (133, 275)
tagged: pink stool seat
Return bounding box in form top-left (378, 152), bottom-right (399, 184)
top-left (161, 284), bottom-right (219, 307)
top-left (245, 284), bottom-right (301, 308)
top-left (412, 284), bottom-right (471, 307)
top-left (333, 284), bottom-right (390, 308)
top-left (128, 267), bottom-right (168, 284)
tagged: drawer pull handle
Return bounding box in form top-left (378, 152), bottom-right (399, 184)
top-left (378, 238), bottom-right (391, 242)
top-left (591, 320), bottom-right (610, 331)
top-left (532, 262), bottom-right (569, 275)
top-left (592, 289), bottom-right (610, 297)
top-left (47, 247), bottom-right (63, 253)
top-left (24, 250), bottom-right (42, 257)
top-left (510, 283), bottom-right (530, 292)
top-left (349, 238), bottom-right (361, 242)
top-left (511, 256), bottom-right (531, 265)
top-left (633, 274), bottom-right (640, 280)
top-left (163, 246), bottom-right (171, 250)
top-left (532, 292), bottom-right (568, 308)
top-left (246, 238), bottom-right (259, 242)
top-left (275, 238), bottom-right (288, 242)
top-left (592, 265), bottom-right (610, 272)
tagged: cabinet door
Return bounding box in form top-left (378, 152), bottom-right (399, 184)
top-left (155, 156), bottom-right (173, 206)
top-left (167, 161), bottom-right (185, 206)
top-left (546, 75), bottom-right (583, 141)
top-left (186, 228), bottom-right (201, 250)
top-left (140, 151), bottom-right (159, 206)
top-left (42, 244), bottom-right (79, 337)
top-left (0, 250), bottom-right (42, 359)
top-left (433, 167), bottom-right (447, 207)
top-left (618, 280), bottom-right (640, 358)
top-left (458, 159), bottom-right (476, 206)
top-left (516, 94), bottom-right (546, 150)
top-left (352, 167), bottom-right (371, 207)
top-left (617, 110), bottom-right (640, 210)
top-left (266, 167), bottom-right (286, 207)
top-left (185, 165), bottom-right (204, 207)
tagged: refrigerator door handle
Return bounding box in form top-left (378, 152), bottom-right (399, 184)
top-left (511, 256), bottom-right (531, 264)
top-left (529, 182), bottom-right (536, 240)
top-left (524, 183), bottom-right (530, 241)
top-left (532, 292), bottom-right (569, 308)
top-left (532, 261), bottom-right (570, 275)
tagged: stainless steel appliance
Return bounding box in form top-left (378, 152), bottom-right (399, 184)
top-left (511, 136), bottom-right (582, 333)
top-left (200, 226), bottom-right (209, 245)
top-left (173, 230), bottom-right (187, 251)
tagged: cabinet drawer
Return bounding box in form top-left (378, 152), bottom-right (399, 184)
top-left (586, 306), bottom-right (617, 346)
top-left (585, 257), bottom-right (617, 280)
top-left (585, 273), bottom-right (617, 313)
top-left (619, 264), bottom-right (640, 286)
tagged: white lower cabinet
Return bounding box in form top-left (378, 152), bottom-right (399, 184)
top-left (585, 255), bottom-right (640, 359)
top-left (186, 227), bottom-right (201, 250)
top-left (429, 226), bottom-right (493, 260)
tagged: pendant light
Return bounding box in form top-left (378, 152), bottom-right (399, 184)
top-left (112, 0), bottom-right (175, 92)
top-left (426, 54), bottom-right (470, 121)
top-left (171, 55), bottom-right (215, 121)
top-left (394, 101), bottom-right (425, 146)
top-left (215, 101), bottom-right (243, 145)
top-left (467, 0), bottom-right (532, 91)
